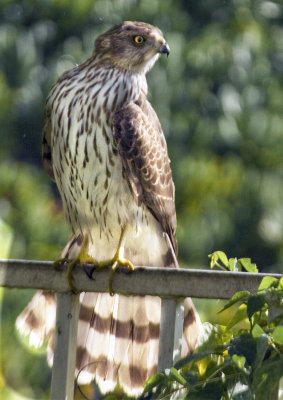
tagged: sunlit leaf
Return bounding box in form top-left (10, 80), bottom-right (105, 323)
top-left (251, 324), bottom-right (265, 338)
top-left (216, 251), bottom-right (229, 267)
top-left (272, 326), bottom-right (283, 345)
top-left (258, 276), bottom-right (278, 291)
top-left (196, 357), bottom-right (212, 377)
top-left (232, 354), bottom-right (246, 370)
top-left (218, 291), bottom-right (250, 313)
top-left (196, 322), bottom-right (229, 351)
top-left (143, 373), bottom-right (165, 394)
top-left (174, 350), bottom-right (216, 370)
top-left (226, 304), bottom-right (248, 329)
top-left (228, 257), bottom-right (241, 271)
top-left (239, 258), bottom-right (258, 273)
top-left (169, 367), bottom-right (187, 385)
top-left (209, 251), bottom-right (230, 270)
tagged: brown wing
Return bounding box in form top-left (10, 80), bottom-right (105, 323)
top-left (42, 103), bottom-right (55, 180)
top-left (113, 96), bottom-right (177, 254)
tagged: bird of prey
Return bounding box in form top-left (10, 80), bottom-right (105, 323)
top-left (16, 21), bottom-right (201, 396)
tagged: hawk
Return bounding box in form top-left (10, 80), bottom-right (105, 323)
top-left (16, 21), bottom-right (201, 396)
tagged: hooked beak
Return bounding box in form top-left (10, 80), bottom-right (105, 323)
top-left (158, 42), bottom-right (170, 57)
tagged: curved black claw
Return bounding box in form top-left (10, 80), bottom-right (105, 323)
top-left (83, 264), bottom-right (96, 280)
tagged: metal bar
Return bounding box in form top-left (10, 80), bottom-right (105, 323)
top-left (0, 259), bottom-right (282, 299)
top-left (158, 298), bottom-right (184, 372)
top-left (172, 300), bottom-right (185, 364)
top-left (158, 299), bottom-right (177, 372)
top-left (51, 292), bottom-right (80, 400)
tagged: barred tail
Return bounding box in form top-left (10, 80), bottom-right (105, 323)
top-left (75, 292), bottom-right (201, 396)
top-left (16, 235), bottom-right (202, 397)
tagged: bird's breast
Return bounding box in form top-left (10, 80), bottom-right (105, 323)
top-left (50, 75), bottom-right (140, 237)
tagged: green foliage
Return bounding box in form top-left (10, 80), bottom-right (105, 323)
top-left (141, 276), bottom-right (283, 400)
top-left (209, 251), bottom-right (258, 273)
top-left (0, 161), bottom-right (69, 260)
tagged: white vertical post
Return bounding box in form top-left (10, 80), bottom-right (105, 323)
top-left (157, 298), bottom-right (184, 372)
top-left (51, 292), bottom-right (80, 400)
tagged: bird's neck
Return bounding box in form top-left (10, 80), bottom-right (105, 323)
top-left (83, 54), bottom-right (148, 110)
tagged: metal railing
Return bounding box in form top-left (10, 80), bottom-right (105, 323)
top-left (0, 259), bottom-right (282, 399)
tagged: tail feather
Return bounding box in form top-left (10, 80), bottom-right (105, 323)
top-left (16, 289), bottom-right (201, 396)
top-left (75, 293), bottom-right (161, 395)
top-left (15, 290), bottom-right (56, 366)
top-left (16, 235), bottom-right (202, 396)
top-left (182, 297), bottom-right (202, 356)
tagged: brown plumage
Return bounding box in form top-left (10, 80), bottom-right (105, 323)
top-left (113, 97), bottom-right (177, 253)
top-left (16, 21), bottom-right (201, 396)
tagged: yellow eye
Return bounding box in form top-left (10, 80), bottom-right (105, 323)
top-left (134, 35), bottom-right (145, 44)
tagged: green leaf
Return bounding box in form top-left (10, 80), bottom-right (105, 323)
top-left (247, 295), bottom-right (265, 321)
top-left (229, 334), bottom-right (257, 365)
top-left (169, 367), bottom-right (186, 385)
top-left (272, 326), bottom-right (283, 345)
top-left (251, 324), bottom-right (265, 338)
top-left (252, 358), bottom-right (283, 400)
top-left (228, 257), bottom-right (241, 271)
top-left (218, 291), bottom-right (250, 313)
top-left (208, 252), bottom-right (218, 268)
top-left (279, 277), bottom-right (283, 289)
top-left (143, 372), bottom-right (165, 393)
top-left (216, 251), bottom-right (229, 267)
top-left (253, 334), bottom-right (269, 369)
top-left (182, 369), bottom-right (199, 385)
top-left (258, 276), bottom-right (278, 291)
top-left (226, 304), bottom-right (248, 329)
top-left (239, 258), bottom-right (258, 273)
top-left (232, 354), bottom-right (246, 370)
top-left (209, 250), bottom-right (230, 270)
top-left (195, 322), bottom-right (229, 351)
top-left (174, 350), bottom-right (215, 370)
top-left (185, 381), bottom-right (224, 400)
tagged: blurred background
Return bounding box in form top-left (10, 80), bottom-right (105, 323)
top-left (0, 0), bottom-right (283, 398)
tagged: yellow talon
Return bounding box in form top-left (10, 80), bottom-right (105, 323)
top-left (86, 226), bottom-right (135, 295)
top-left (54, 235), bottom-right (97, 293)
top-left (67, 258), bottom-right (79, 293)
top-left (54, 227), bottom-right (134, 294)
top-left (108, 254), bottom-right (134, 296)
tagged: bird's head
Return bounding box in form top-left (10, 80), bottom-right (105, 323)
top-left (94, 21), bottom-right (170, 73)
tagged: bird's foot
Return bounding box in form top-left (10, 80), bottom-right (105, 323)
top-left (53, 257), bottom-right (72, 269)
top-left (109, 254), bottom-right (134, 296)
top-left (66, 254), bottom-right (97, 293)
top-left (101, 252), bottom-right (134, 296)
top-left (87, 253), bottom-right (134, 295)
top-left (54, 235), bottom-right (97, 293)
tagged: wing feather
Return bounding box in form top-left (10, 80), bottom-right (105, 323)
top-left (113, 96), bottom-right (177, 254)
